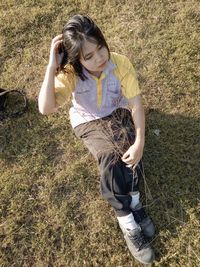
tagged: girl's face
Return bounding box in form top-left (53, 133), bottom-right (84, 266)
top-left (80, 39), bottom-right (109, 77)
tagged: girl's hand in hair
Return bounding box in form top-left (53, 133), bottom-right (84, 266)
top-left (48, 34), bottom-right (64, 71)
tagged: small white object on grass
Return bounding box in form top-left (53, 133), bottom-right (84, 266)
top-left (153, 129), bottom-right (160, 136)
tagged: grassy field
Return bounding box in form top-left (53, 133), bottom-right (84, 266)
top-left (0, 0), bottom-right (200, 266)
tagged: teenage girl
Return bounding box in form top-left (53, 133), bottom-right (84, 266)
top-left (38, 14), bottom-right (155, 265)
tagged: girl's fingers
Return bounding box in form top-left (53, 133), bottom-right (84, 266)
top-left (52, 34), bottom-right (63, 45)
top-left (121, 157), bottom-right (130, 163)
top-left (52, 39), bottom-right (63, 48)
top-left (123, 159), bottom-right (134, 165)
top-left (49, 39), bottom-right (64, 69)
top-left (50, 40), bottom-right (63, 55)
top-left (127, 161), bottom-right (138, 169)
top-left (53, 34), bottom-right (63, 41)
top-left (55, 41), bottom-right (63, 52)
top-left (122, 151), bottom-right (129, 160)
top-left (123, 156), bottom-right (139, 166)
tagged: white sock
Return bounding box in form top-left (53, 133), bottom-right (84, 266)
top-left (130, 191), bottom-right (140, 209)
top-left (117, 213), bottom-right (139, 230)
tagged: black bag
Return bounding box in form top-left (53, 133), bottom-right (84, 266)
top-left (0, 88), bottom-right (28, 121)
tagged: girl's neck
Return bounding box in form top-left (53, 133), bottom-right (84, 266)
top-left (88, 70), bottom-right (102, 78)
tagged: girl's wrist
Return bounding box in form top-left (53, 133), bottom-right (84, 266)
top-left (47, 64), bottom-right (57, 73)
top-left (134, 136), bottom-right (145, 147)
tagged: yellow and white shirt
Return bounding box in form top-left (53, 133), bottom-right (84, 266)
top-left (54, 52), bottom-right (140, 128)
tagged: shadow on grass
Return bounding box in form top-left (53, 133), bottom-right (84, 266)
top-left (141, 108), bottom-right (200, 262)
top-left (0, 102), bottom-right (199, 266)
top-left (0, 99), bottom-right (72, 166)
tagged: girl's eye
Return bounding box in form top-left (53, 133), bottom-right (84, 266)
top-left (85, 55), bottom-right (92, 60)
top-left (84, 45), bottom-right (104, 60)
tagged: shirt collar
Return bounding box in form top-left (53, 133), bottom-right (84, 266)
top-left (103, 58), bottom-right (116, 75)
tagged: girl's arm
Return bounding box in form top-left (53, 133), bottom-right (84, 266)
top-left (121, 94), bottom-right (145, 168)
top-left (38, 66), bottom-right (57, 114)
top-left (38, 34), bottom-right (63, 115)
top-left (131, 94), bottom-right (145, 150)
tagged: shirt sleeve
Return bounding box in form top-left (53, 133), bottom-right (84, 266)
top-left (120, 56), bottom-right (140, 99)
top-left (54, 71), bottom-right (76, 107)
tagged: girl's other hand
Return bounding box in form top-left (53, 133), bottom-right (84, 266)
top-left (121, 141), bottom-right (144, 169)
top-left (48, 34), bottom-right (64, 71)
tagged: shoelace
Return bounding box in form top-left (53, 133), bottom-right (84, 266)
top-left (128, 231), bottom-right (147, 250)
